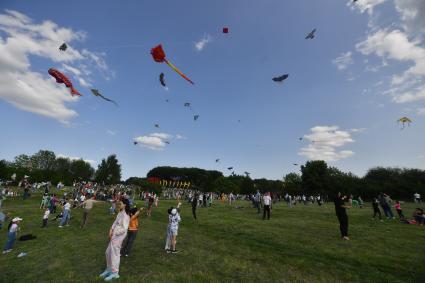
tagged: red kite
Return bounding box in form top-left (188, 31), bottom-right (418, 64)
top-left (150, 44), bottom-right (194, 85)
top-left (48, 68), bottom-right (82, 96)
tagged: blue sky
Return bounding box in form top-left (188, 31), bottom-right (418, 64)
top-left (0, 0), bottom-right (424, 180)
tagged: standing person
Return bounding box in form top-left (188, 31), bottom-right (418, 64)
top-left (42, 208), bottom-right (50, 228)
top-left (2, 217), bottom-right (22, 254)
top-left (413, 208), bottom-right (424, 225)
top-left (191, 194), bottom-right (198, 220)
top-left (208, 193), bottom-right (213, 207)
top-left (255, 190), bottom-right (261, 213)
top-left (166, 205), bottom-right (182, 253)
top-left (100, 201), bottom-right (130, 281)
top-left (263, 192), bottom-right (272, 220)
top-left (80, 195), bottom-right (98, 229)
top-left (394, 201), bottom-right (405, 220)
top-left (334, 193), bottom-right (351, 240)
top-left (413, 193), bottom-right (421, 203)
top-left (59, 199), bottom-right (71, 228)
top-left (379, 193), bottom-right (394, 219)
top-left (121, 207), bottom-right (143, 257)
top-left (372, 198), bottom-right (383, 221)
top-left (147, 194), bottom-right (154, 217)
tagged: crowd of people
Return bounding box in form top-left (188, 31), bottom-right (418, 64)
top-left (0, 178), bottom-right (424, 280)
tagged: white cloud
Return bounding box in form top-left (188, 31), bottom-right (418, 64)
top-left (175, 134), bottom-right (186, 140)
top-left (332, 52), bottom-right (354, 70)
top-left (106, 130), bottom-right (116, 136)
top-left (134, 132), bottom-right (173, 150)
top-left (195, 34), bottom-right (213, 51)
top-left (394, 0), bottom-right (425, 35)
top-left (347, 0), bottom-right (387, 15)
top-left (298, 126), bottom-right (358, 162)
top-left (417, 107), bottom-right (425, 115)
top-left (0, 10), bottom-right (111, 123)
top-left (350, 128), bottom-right (367, 133)
top-left (57, 154), bottom-right (96, 166)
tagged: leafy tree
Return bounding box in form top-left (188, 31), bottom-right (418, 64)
top-left (283, 173), bottom-right (302, 194)
top-left (301, 160), bottom-right (329, 194)
top-left (70, 159), bottom-right (94, 182)
top-left (95, 155), bottom-right (121, 184)
top-left (31, 150), bottom-right (56, 171)
top-left (211, 176), bottom-right (238, 194)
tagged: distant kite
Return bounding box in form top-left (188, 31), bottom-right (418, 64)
top-left (59, 43), bottom-right (67, 51)
top-left (48, 68), bottom-right (82, 96)
top-left (215, 159), bottom-right (220, 163)
top-left (194, 115), bottom-right (199, 121)
top-left (90, 89), bottom-right (118, 106)
top-left (305, 29), bottom-right (316, 39)
top-left (133, 141), bottom-right (138, 145)
top-left (150, 44), bottom-right (194, 84)
top-left (272, 74), bottom-right (289, 83)
top-left (184, 102), bottom-right (191, 108)
top-left (299, 137), bottom-right (303, 141)
top-left (165, 141), bottom-right (170, 144)
top-left (154, 124), bottom-right (160, 128)
top-left (293, 163), bottom-right (299, 166)
top-left (223, 27), bottom-right (229, 34)
top-left (397, 117), bottom-right (412, 129)
top-left (159, 73), bottom-right (166, 87)
top-left (227, 167), bottom-right (233, 170)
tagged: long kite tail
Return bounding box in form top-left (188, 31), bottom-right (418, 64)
top-left (70, 87), bottom-right (82, 96)
top-left (164, 59), bottom-right (194, 85)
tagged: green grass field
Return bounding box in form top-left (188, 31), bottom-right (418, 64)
top-left (0, 194), bottom-right (424, 283)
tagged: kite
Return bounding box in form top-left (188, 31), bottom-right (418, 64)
top-left (165, 141), bottom-right (170, 144)
top-left (150, 44), bottom-right (194, 84)
top-left (223, 27), bottom-right (229, 34)
top-left (133, 141), bottom-right (138, 145)
top-left (184, 102), bottom-right (191, 108)
top-left (48, 68), bottom-right (82, 96)
top-left (90, 89), bottom-right (118, 106)
top-left (227, 167), bottom-right (233, 170)
top-left (397, 117), bottom-right (412, 129)
top-left (159, 73), bottom-right (166, 87)
top-left (305, 29), bottom-right (316, 39)
top-left (299, 137), bottom-right (303, 141)
top-left (194, 115), bottom-right (199, 121)
top-left (215, 159), bottom-right (220, 163)
top-left (293, 163), bottom-right (299, 166)
top-left (154, 124), bottom-right (160, 128)
top-left (59, 43), bottom-right (67, 51)
top-left (165, 99), bottom-right (169, 102)
top-left (272, 74), bottom-right (289, 83)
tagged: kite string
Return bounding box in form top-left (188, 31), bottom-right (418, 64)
top-left (164, 59), bottom-right (194, 85)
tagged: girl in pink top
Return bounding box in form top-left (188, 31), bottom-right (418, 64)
top-left (394, 201), bottom-right (405, 219)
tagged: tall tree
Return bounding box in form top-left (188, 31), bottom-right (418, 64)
top-left (95, 154), bottom-right (121, 184)
top-left (301, 160), bottom-right (329, 194)
top-left (31, 150), bottom-right (56, 171)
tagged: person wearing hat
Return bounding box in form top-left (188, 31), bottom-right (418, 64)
top-left (3, 217), bottom-right (22, 254)
top-left (165, 202), bottom-right (182, 254)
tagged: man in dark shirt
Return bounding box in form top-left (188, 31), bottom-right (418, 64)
top-left (192, 194), bottom-right (198, 220)
top-left (334, 192), bottom-right (351, 240)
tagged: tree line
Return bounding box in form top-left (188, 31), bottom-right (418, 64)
top-left (1, 150), bottom-right (424, 199)
top-left (0, 150), bottom-right (121, 185)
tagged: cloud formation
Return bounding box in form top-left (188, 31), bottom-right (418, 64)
top-left (347, 0), bottom-right (388, 15)
top-left (195, 34), bottom-right (213, 51)
top-left (332, 52), bottom-right (354, 70)
top-left (0, 10), bottom-right (111, 123)
top-left (134, 132), bottom-right (173, 150)
top-left (299, 126), bottom-right (357, 162)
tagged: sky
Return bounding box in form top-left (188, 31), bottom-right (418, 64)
top-left (0, 0), bottom-right (424, 180)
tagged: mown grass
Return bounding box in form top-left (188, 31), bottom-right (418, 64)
top-left (0, 194), bottom-right (424, 283)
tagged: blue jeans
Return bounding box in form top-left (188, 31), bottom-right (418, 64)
top-left (60, 210), bottom-right (70, 226)
top-left (382, 205), bottom-right (394, 218)
top-left (3, 232), bottom-right (16, 251)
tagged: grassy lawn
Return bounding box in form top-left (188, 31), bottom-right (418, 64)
top-left (0, 194), bottom-right (424, 283)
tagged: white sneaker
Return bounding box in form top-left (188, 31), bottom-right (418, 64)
top-left (104, 272), bottom-right (120, 281)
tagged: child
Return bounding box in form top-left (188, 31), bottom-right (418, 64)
top-left (121, 207), bottom-right (143, 257)
top-left (42, 208), bottom-right (50, 228)
top-left (165, 202), bottom-right (182, 254)
top-left (394, 201), bottom-right (405, 220)
top-left (3, 217), bottom-right (22, 254)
